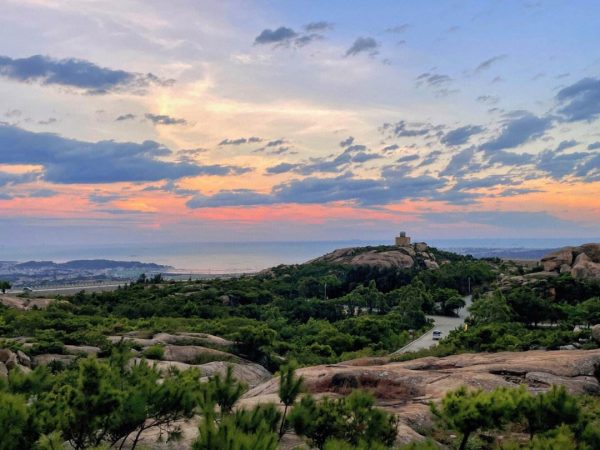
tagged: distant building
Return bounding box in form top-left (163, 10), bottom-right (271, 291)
top-left (395, 231), bottom-right (411, 246)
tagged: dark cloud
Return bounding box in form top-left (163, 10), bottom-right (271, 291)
top-left (0, 54), bottom-right (173, 94)
top-left (254, 27), bottom-right (298, 45)
top-left (219, 137), bottom-right (262, 146)
top-left (476, 95), bottom-right (499, 105)
top-left (382, 144), bottom-right (399, 152)
top-left (419, 150), bottom-right (442, 166)
top-left (440, 147), bottom-right (481, 177)
top-left (555, 77), bottom-right (600, 122)
top-left (441, 125), bottom-right (484, 146)
top-left (474, 54), bottom-right (507, 73)
top-left (304, 21), bottom-right (334, 32)
top-left (588, 142), bottom-right (600, 150)
top-left (497, 188), bottom-right (542, 197)
top-left (345, 37), bottom-right (379, 57)
top-left (266, 138), bottom-right (286, 147)
top-left (537, 149), bottom-right (593, 179)
top-left (187, 189), bottom-right (274, 208)
top-left (266, 163), bottom-right (302, 175)
top-left (383, 120), bottom-right (431, 138)
top-left (485, 150), bottom-right (535, 166)
top-left (0, 124), bottom-right (246, 184)
top-left (144, 113), bottom-right (187, 126)
top-left (351, 152), bottom-right (381, 163)
top-left (115, 113), bottom-right (136, 121)
top-left (480, 112), bottom-right (553, 151)
top-left (339, 136), bottom-right (354, 147)
top-left (555, 140), bottom-right (578, 152)
top-left (0, 170), bottom-right (40, 187)
top-left (416, 72), bottom-right (452, 87)
top-left (89, 193), bottom-right (122, 204)
top-left (397, 154), bottom-right (419, 163)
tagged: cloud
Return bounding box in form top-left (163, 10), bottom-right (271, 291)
top-left (480, 112), bottom-right (553, 151)
top-left (187, 189), bottom-right (274, 208)
top-left (0, 124), bottom-right (246, 184)
top-left (555, 77), bottom-right (600, 122)
top-left (382, 144), bottom-right (399, 152)
top-left (554, 140), bottom-right (578, 152)
top-left (0, 54), bottom-right (172, 94)
top-left (219, 137), bottom-right (262, 146)
top-left (419, 150), bottom-right (442, 166)
top-left (441, 125), bottom-right (484, 146)
top-left (266, 163), bottom-right (302, 175)
top-left (440, 147), bottom-right (481, 177)
top-left (339, 136), bottom-right (354, 147)
top-left (474, 54), bottom-right (507, 73)
top-left (116, 113), bottom-right (136, 121)
top-left (144, 113), bottom-right (187, 126)
top-left (345, 37), bottom-right (379, 57)
top-left (254, 27), bottom-right (298, 45)
top-left (0, 170), bottom-right (40, 187)
top-left (397, 154), bottom-right (419, 163)
top-left (537, 149), bottom-right (593, 179)
top-left (385, 24), bottom-right (410, 34)
top-left (38, 117), bottom-right (57, 125)
top-left (588, 142), bottom-right (600, 150)
top-left (383, 120), bottom-right (431, 137)
top-left (416, 72), bottom-right (452, 87)
top-left (423, 210), bottom-right (576, 230)
top-left (304, 21), bottom-right (333, 32)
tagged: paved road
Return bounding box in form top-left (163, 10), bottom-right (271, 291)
top-left (392, 295), bottom-right (472, 355)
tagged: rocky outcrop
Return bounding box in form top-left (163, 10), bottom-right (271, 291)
top-left (540, 243), bottom-right (600, 279)
top-left (0, 348), bottom-right (33, 376)
top-left (107, 332), bottom-right (233, 349)
top-left (133, 358), bottom-right (271, 387)
top-left (240, 349), bottom-right (600, 440)
top-left (308, 243), bottom-right (440, 270)
top-left (0, 295), bottom-right (56, 310)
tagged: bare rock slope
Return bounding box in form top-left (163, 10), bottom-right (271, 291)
top-left (308, 243), bottom-right (441, 270)
top-left (241, 349), bottom-right (600, 443)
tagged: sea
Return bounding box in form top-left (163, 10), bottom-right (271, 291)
top-left (1, 237), bottom-right (598, 274)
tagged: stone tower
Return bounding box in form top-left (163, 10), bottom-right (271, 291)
top-left (395, 231), bottom-right (411, 246)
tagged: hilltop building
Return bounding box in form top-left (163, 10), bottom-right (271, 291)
top-left (395, 231), bottom-right (411, 246)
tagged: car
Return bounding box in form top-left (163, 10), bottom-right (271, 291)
top-left (22, 287), bottom-right (33, 293)
top-left (432, 330), bottom-right (442, 340)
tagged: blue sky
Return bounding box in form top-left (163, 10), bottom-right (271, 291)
top-left (0, 0), bottom-right (599, 245)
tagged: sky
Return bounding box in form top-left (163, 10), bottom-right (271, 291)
top-left (0, 0), bottom-right (599, 246)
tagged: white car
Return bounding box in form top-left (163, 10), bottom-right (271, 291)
top-left (432, 330), bottom-right (442, 340)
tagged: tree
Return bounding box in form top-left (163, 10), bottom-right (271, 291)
top-left (432, 386), bottom-right (516, 450)
top-left (210, 365), bottom-right (247, 416)
top-left (0, 392), bottom-right (31, 450)
top-left (469, 291), bottom-right (512, 325)
top-left (518, 386), bottom-right (580, 439)
top-left (289, 390), bottom-right (397, 450)
top-left (277, 363), bottom-right (303, 438)
top-left (0, 280), bottom-right (11, 294)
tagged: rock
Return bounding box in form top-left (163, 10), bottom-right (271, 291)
top-left (539, 243), bottom-right (600, 279)
top-left (414, 242), bottom-right (429, 252)
top-left (5, 352), bottom-right (19, 370)
top-left (64, 345), bottom-right (101, 356)
top-left (423, 260), bottom-right (439, 270)
top-left (0, 348), bottom-right (14, 363)
top-left (133, 359), bottom-right (271, 387)
top-left (162, 345), bottom-right (240, 364)
top-left (32, 354), bottom-right (76, 367)
top-left (559, 345), bottom-right (576, 350)
top-left (541, 247), bottom-right (573, 272)
top-left (0, 362), bottom-right (7, 378)
top-left (592, 325), bottom-right (600, 344)
top-left (17, 350), bottom-right (31, 367)
top-left (571, 252), bottom-right (600, 280)
top-left (240, 349), bottom-right (600, 440)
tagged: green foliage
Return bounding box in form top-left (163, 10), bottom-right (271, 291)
top-left (288, 390), bottom-right (398, 450)
top-left (0, 280), bottom-right (11, 294)
top-left (141, 343), bottom-right (165, 360)
top-left (0, 392), bottom-right (31, 450)
top-left (210, 365), bottom-right (247, 416)
top-left (518, 386), bottom-right (580, 438)
top-left (277, 363), bottom-right (303, 437)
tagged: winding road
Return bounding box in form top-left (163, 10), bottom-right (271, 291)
top-left (392, 295), bottom-right (472, 355)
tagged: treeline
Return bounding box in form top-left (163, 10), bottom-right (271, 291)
top-left (1, 257), bottom-right (495, 368)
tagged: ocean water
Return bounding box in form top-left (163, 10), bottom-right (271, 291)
top-left (1, 237), bottom-right (597, 273)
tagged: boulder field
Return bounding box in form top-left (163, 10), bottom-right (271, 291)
top-left (540, 243), bottom-right (600, 279)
